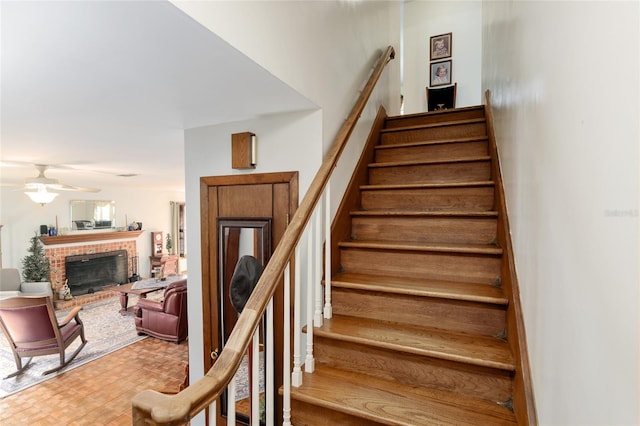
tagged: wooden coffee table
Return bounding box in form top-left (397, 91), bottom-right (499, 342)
top-left (103, 282), bottom-right (164, 315)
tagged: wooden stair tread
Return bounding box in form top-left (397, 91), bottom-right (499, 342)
top-left (350, 209), bottom-right (498, 218)
top-left (380, 118), bottom-right (486, 134)
top-left (330, 272), bottom-right (508, 305)
top-left (315, 315), bottom-right (515, 371)
top-left (361, 180), bottom-right (495, 190)
top-left (369, 155), bottom-right (491, 169)
top-left (375, 136), bottom-right (489, 151)
top-left (291, 103), bottom-right (530, 424)
top-left (339, 240), bottom-right (503, 255)
top-left (385, 105), bottom-right (485, 120)
top-left (290, 365), bottom-right (517, 425)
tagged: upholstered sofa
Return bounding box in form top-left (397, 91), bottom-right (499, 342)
top-left (133, 278), bottom-right (187, 343)
top-left (0, 268), bottom-right (53, 300)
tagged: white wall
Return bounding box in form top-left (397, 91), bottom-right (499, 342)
top-left (177, 3), bottom-right (401, 423)
top-left (482, 2), bottom-right (639, 425)
top-left (0, 187), bottom-right (184, 278)
top-left (184, 110), bottom-right (321, 416)
top-left (402, 0), bottom-right (482, 114)
top-left (174, 0), bottom-right (401, 224)
top-left (173, 1), bottom-right (400, 133)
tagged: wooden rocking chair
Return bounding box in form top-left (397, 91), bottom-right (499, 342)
top-left (0, 296), bottom-right (87, 378)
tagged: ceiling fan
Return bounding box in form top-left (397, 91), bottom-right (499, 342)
top-left (23, 164), bottom-right (101, 193)
top-left (7, 164), bottom-right (101, 205)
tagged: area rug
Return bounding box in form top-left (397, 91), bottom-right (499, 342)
top-left (0, 296), bottom-right (147, 398)
top-left (233, 351), bottom-right (265, 401)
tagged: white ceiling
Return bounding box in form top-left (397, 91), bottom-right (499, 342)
top-left (0, 1), bottom-right (315, 193)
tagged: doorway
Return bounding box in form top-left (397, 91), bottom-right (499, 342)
top-left (200, 171), bottom-right (298, 425)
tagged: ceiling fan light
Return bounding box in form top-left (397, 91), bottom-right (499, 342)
top-left (25, 186), bottom-right (59, 205)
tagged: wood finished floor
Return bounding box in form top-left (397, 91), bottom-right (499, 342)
top-left (0, 337), bottom-right (188, 425)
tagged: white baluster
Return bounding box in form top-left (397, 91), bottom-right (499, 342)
top-left (266, 297), bottom-right (274, 426)
top-left (305, 225), bottom-right (315, 373)
top-left (292, 246), bottom-right (303, 387)
top-left (227, 373), bottom-right (236, 425)
top-left (324, 184), bottom-right (333, 319)
top-left (209, 401), bottom-right (217, 426)
top-left (251, 331), bottom-right (259, 426)
top-left (314, 206), bottom-right (323, 327)
top-left (283, 262), bottom-right (292, 426)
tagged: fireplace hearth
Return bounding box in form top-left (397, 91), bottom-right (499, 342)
top-left (65, 250), bottom-right (128, 295)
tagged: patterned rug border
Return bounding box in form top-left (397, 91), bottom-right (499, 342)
top-left (0, 296), bottom-right (148, 398)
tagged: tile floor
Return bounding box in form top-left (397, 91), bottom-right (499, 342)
top-left (0, 337), bottom-right (188, 425)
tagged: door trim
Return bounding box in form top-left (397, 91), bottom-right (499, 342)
top-left (200, 171), bottom-right (298, 425)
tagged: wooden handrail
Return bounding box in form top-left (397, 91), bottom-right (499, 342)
top-left (132, 45), bottom-right (395, 425)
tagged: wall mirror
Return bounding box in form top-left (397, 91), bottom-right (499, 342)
top-left (218, 218), bottom-right (271, 425)
top-left (70, 200), bottom-right (116, 229)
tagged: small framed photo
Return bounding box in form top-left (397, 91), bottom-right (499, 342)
top-left (430, 60), bottom-right (452, 87)
top-left (430, 32), bottom-right (452, 60)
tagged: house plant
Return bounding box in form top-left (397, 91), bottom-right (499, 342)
top-left (166, 233), bottom-right (173, 255)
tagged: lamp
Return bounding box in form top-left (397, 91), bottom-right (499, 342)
top-left (25, 185), bottom-right (59, 206)
top-left (231, 132), bottom-right (257, 169)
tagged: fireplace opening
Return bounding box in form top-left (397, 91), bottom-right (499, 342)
top-left (65, 250), bottom-right (128, 295)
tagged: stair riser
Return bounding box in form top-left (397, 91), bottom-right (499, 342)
top-left (369, 161), bottom-right (491, 185)
top-left (384, 109), bottom-right (485, 128)
top-left (381, 122), bottom-right (486, 145)
top-left (291, 400), bottom-right (388, 426)
top-left (351, 216), bottom-right (497, 244)
top-left (361, 186), bottom-right (495, 211)
top-left (375, 140), bottom-right (489, 163)
top-left (313, 337), bottom-right (513, 402)
top-left (330, 288), bottom-right (506, 336)
top-left (340, 248), bottom-right (501, 284)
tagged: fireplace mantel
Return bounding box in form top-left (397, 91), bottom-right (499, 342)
top-left (39, 230), bottom-right (144, 246)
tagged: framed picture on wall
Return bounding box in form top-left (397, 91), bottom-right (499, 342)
top-left (430, 32), bottom-right (452, 60)
top-left (430, 60), bottom-right (452, 87)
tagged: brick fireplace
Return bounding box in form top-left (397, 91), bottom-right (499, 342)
top-left (45, 240), bottom-right (137, 295)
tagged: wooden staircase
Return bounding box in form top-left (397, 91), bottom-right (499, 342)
top-left (289, 105), bottom-right (533, 425)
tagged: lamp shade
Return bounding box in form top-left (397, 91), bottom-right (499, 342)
top-left (25, 186), bottom-right (58, 205)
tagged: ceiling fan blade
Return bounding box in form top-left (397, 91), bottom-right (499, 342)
top-left (13, 164), bottom-right (102, 193)
top-left (0, 182), bottom-right (25, 189)
top-left (0, 181), bottom-right (21, 187)
top-left (1, 164), bottom-right (102, 193)
top-left (49, 183), bottom-right (101, 193)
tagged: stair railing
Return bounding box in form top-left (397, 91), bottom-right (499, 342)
top-left (131, 45), bottom-right (395, 426)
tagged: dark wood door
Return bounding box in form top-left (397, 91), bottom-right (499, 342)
top-left (200, 172), bottom-right (298, 425)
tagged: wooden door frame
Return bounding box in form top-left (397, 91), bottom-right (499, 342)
top-left (200, 171), bottom-right (298, 425)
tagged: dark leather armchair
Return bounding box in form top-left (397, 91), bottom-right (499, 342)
top-left (134, 278), bottom-right (187, 343)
